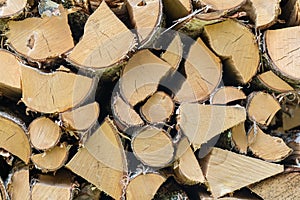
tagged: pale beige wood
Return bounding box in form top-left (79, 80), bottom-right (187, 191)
top-left (282, 105), bottom-right (300, 131)
top-left (66, 118), bottom-right (127, 199)
top-left (163, 0), bottom-right (192, 19)
top-left (7, 167), bottom-right (30, 200)
top-left (246, 92), bottom-right (281, 126)
top-left (210, 87), bottom-right (246, 105)
top-left (21, 65), bottom-right (94, 113)
top-left (31, 172), bottom-right (73, 200)
top-left (112, 94), bottom-right (144, 130)
top-left (200, 0), bottom-right (245, 10)
top-left (266, 26), bottom-right (300, 83)
top-left (132, 126), bottom-right (174, 167)
top-left (127, 0), bottom-right (162, 45)
top-left (0, 0), bottom-right (26, 18)
top-left (175, 37), bottom-right (222, 103)
top-left (0, 113), bottom-right (30, 164)
top-left (161, 33), bottom-right (182, 70)
top-left (231, 123), bottom-right (248, 154)
top-left (7, 5), bottom-right (74, 61)
top-left (120, 49), bottom-right (173, 106)
top-left (31, 143), bottom-right (69, 172)
top-left (29, 117), bottom-right (61, 150)
top-left (257, 71), bottom-right (294, 93)
top-left (126, 173), bottom-right (166, 200)
top-left (249, 172), bottom-right (300, 200)
top-left (203, 19), bottom-right (259, 84)
top-left (68, 1), bottom-right (135, 69)
top-left (250, 0), bottom-right (281, 29)
top-left (174, 138), bottom-right (205, 185)
top-left (248, 126), bottom-right (292, 162)
top-left (201, 148), bottom-right (284, 198)
top-left (61, 102), bottom-right (100, 131)
top-left (141, 91), bottom-right (174, 123)
top-left (0, 49), bottom-right (21, 99)
top-left (178, 104), bottom-right (246, 150)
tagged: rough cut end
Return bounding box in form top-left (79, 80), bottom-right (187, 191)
top-left (257, 71), bottom-right (294, 93)
top-left (0, 0), bottom-right (27, 18)
top-left (210, 87), bottom-right (246, 105)
top-left (200, 0), bottom-right (245, 10)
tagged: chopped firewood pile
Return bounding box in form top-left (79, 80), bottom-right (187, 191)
top-left (0, 0), bottom-right (300, 199)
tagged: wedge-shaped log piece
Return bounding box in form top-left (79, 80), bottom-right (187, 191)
top-left (163, 0), bottom-right (192, 20)
top-left (174, 138), bottom-right (205, 185)
top-left (178, 104), bottom-right (246, 150)
top-left (200, 0), bottom-right (246, 11)
top-left (246, 92), bottom-right (280, 126)
top-left (248, 126), bottom-right (292, 162)
top-left (7, 5), bottom-right (74, 61)
top-left (256, 71), bottom-right (294, 93)
top-left (132, 126), bottom-right (174, 167)
top-left (250, 0), bottom-right (281, 29)
top-left (31, 143), bottom-right (69, 172)
top-left (161, 33), bottom-right (183, 70)
top-left (120, 49), bottom-right (173, 106)
top-left (112, 94), bottom-right (144, 131)
top-left (0, 50), bottom-right (21, 99)
top-left (175, 38), bottom-right (222, 103)
top-left (66, 118), bottom-right (127, 199)
top-left (200, 148), bottom-right (284, 198)
top-left (7, 166), bottom-right (30, 200)
top-left (266, 26), bottom-right (300, 84)
top-left (68, 1), bottom-right (135, 69)
top-left (0, 0), bottom-right (27, 18)
top-left (31, 172), bottom-right (73, 200)
top-left (210, 87), bottom-right (246, 105)
top-left (61, 102), bottom-right (100, 131)
top-left (231, 123), bottom-right (248, 154)
top-left (29, 117), bottom-right (61, 150)
top-left (0, 112), bottom-right (30, 164)
top-left (282, 105), bottom-right (300, 131)
top-left (127, 0), bottom-right (162, 45)
top-left (126, 173), bottom-right (166, 200)
top-left (203, 19), bottom-right (259, 84)
top-left (249, 172), bottom-right (300, 200)
top-left (141, 91), bottom-right (174, 123)
top-left (21, 65), bottom-right (94, 113)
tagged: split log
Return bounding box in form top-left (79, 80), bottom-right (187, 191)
top-left (161, 33), bottom-right (183, 70)
top-left (174, 137), bottom-right (205, 185)
top-left (29, 117), bottom-right (61, 150)
top-left (31, 143), bottom-right (69, 172)
top-left (246, 92), bottom-right (281, 126)
top-left (66, 118), bottom-right (127, 199)
top-left (60, 102), bottom-right (100, 131)
top-left (256, 71), bottom-right (294, 93)
top-left (126, 173), bottom-right (166, 200)
top-left (31, 172), bottom-right (73, 200)
top-left (231, 123), bottom-right (248, 154)
top-left (68, 1), bottom-right (136, 69)
top-left (0, 49), bottom-right (22, 99)
top-left (162, 0), bottom-right (192, 20)
top-left (0, 0), bottom-right (27, 18)
top-left (210, 87), bottom-right (246, 105)
top-left (199, 0), bottom-right (245, 11)
top-left (178, 103), bottom-right (246, 150)
top-left (200, 147), bottom-right (284, 198)
top-left (174, 37), bottom-right (222, 103)
top-left (131, 126), bottom-right (174, 167)
top-left (7, 165), bottom-right (30, 200)
top-left (0, 112), bottom-right (30, 164)
top-left (6, 5), bottom-right (74, 61)
top-left (112, 94), bottom-right (144, 131)
top-left (203, 19), bottom-right (260, 84)
top-left (248, 172), bottom-right (300, 199)
top-left (126, 0), bottom-right (162, 46)
top-left (248, 126), bottom-right (292, 162)
top-left (21, 65), bottom-right (95, 113)
top-left (119, 49), bottom-right (173, 106)
top-left (265, 26), bottom-right (300, 84)
top-left (282, 105), bottom-right (300, 131)
top-left (140, 91), bottom-right (174, 123)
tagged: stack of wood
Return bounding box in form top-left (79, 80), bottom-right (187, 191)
top-left (0, 0), bottom-right (300, 199)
